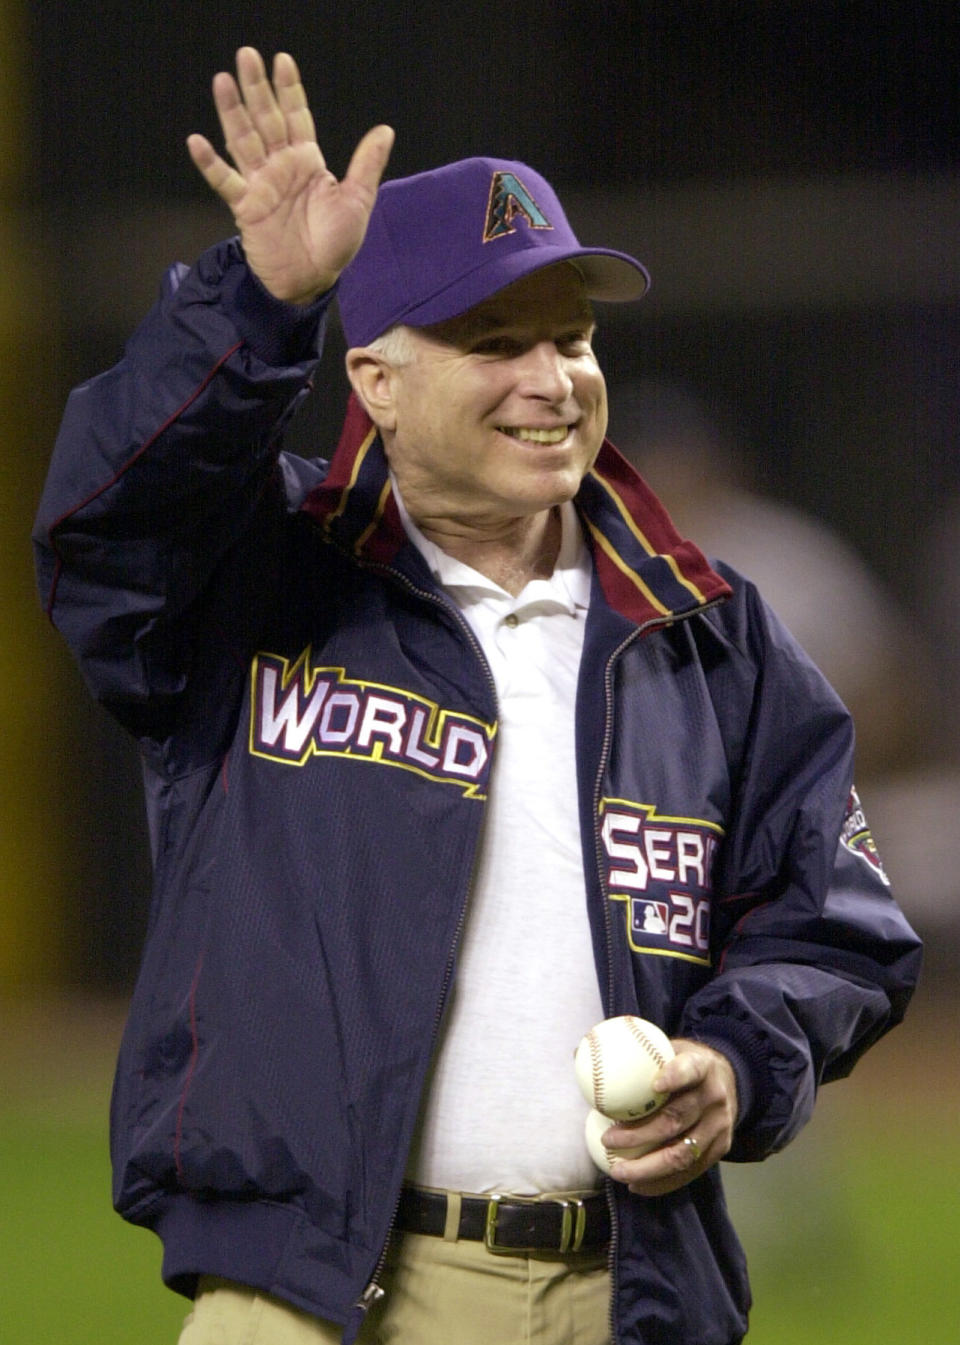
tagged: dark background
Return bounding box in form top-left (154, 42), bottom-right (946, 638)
top-left (27, 0), bottom-right (960, 987)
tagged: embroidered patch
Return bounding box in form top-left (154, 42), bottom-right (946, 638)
top-left (482, 170), bottom-right (553, 242)
top-left (249, 648), bottom-right (494, 798)
top-left (599, 798), bottom-right (725, 966)
top-left (840, 787), bottom-right (890, 886)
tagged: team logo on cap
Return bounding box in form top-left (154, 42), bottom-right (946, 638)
top-left (483, 171), bottom-right (553, 242)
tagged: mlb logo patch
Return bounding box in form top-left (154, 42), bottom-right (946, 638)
top-left (633, 900), bottom-right (670, 938)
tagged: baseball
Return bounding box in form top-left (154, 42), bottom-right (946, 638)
top-left (584, 1107), bottom-right (662, 1175)
top-left (574, 1014), bottom-right (674, 1120)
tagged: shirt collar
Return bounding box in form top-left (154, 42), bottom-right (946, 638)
top-left (392, 478), bottom-right (592, 616)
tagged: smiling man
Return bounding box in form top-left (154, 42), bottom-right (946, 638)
top-left (34, 47), bottom-right (920, 1345)
top-left (346, 262), bottom-right (606, 592)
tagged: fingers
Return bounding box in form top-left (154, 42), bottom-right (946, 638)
top-left (603, 1041), bottom-right (738, 1197)
top-left (235, 47), bottom-right (292, 155)
top-left (185, 44), bottom-right (394, 288)
top-left (344, 123), bottom-right (396, 192)
top-left (272, 51), bottom-right (317, 147)
top-left (186, 134), bottom-right (248, 208)
top-left (202, 48), bottom-right (322, 177)
top-left (651, 1041), bottom-right (711, 1098)
top-left (191, 46), bottom-right (390, 191)
top-left (606, 1118), bottom-right (720, 1192)
top-left (214, 49), bottom-right (282, 176)
top-left (604, 1124), bottom-right (710, 1198)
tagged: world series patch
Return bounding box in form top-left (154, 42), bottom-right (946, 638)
top-left (840, 787), bottom-right (890, 886)
top-left (599, 798), bottom-right (725, 966)
top-left (249, 647), bottom-right (494, 798)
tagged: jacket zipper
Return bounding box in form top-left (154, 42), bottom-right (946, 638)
top-left (355, 564), bottom-right (499, 1314)
top-left (592, 603), bottom-right (724, 1345)
top-left (593, 623), bottom-right (645, 1345)
top-left (356, 553), bottom-right (723, 1329)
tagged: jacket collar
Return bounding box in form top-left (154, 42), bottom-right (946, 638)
top-left (300, 393), bottom-right (732, 625)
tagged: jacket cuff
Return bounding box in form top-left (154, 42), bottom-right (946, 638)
top-left (200, 238), bottom-right (335, 367)
top-left (683, 1015), bottom-right (775, 1140)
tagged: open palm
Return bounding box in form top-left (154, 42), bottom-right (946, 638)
top-left (187, 47), bottom-right (393, 304)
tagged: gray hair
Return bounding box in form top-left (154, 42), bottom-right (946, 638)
top-left (365, 324), bottom-right (418, 366)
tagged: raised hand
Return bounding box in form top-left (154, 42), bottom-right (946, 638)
top-left (187, 47), bottom-right (394, 304)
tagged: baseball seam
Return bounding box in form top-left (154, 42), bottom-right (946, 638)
top-left (626, 1016), bottom-right (669, 1072)
top-left (588, 1029), bottom-right (606, 1113)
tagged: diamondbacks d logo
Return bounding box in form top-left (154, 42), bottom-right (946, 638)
top-left (483, 171), bottom-right (553, 242)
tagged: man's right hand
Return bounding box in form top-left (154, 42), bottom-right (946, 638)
top-left (187, 47), bottom-right (394, 305)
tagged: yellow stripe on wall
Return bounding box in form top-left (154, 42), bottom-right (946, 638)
top-left (0, 0), bottom-right (65, 990)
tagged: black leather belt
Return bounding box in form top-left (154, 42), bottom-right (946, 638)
top-left (397, 1186), bottom-right (610, 1255)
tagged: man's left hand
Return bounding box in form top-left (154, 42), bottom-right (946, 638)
top-left (602, 1039), bottom-right (738, 1196)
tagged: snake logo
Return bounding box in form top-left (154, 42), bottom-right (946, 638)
top-left (482, 171), bottom-right (553, 242)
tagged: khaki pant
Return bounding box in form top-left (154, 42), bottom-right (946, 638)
top-left (178, 1228), bottom-right (611, 1345)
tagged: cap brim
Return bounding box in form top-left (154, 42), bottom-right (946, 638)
top-left (574, 250), bottom-right (651, 302)
top-left (392, 245), bottom-right (650, 335)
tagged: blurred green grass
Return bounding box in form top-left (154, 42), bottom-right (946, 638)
top-left (0, 1113), bottom-right (186, 1344)
top-left (2, 991), bottom-right (957, 1344)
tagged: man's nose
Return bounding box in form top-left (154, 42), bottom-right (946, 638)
top-left (514, 341), bottom-right (575, 402)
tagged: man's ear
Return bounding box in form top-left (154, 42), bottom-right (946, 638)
top-left (345, 350), bottom-right (398, 433)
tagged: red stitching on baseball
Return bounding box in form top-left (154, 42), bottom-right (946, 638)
top-left (626, 1016), bottom-right (668, 1070)
top-left (588, 1029), bottom-right (605, 1113)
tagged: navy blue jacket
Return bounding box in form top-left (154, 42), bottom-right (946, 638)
top-left (34, 239), bottom-right (921, 1345)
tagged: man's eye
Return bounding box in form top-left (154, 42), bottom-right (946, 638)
top-left (473, 337), bottom-right (520, 356)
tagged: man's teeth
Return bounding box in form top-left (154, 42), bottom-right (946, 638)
top-left (499, 426), bottom-right (569, 444)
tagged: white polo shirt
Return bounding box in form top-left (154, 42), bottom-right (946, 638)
top-left (397, 495), bottom-right (604, 1194)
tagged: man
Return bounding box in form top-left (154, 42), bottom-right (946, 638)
top-left (34, 48), bottom-right (920, 1345)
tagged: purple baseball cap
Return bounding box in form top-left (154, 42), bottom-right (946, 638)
top-left (337, 156), bottom-right (650, 347)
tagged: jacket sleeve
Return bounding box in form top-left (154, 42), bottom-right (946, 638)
top-left (33, 238), bottom-right (332, 744)
top-left (680, 577), bottom-right (922, 1161)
